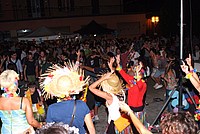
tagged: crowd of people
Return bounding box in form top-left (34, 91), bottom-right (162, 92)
top-left (0, 34), bottom-right (200, 134)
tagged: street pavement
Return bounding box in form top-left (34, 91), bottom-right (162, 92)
top-left (94, 78), bottom-right (166, 134)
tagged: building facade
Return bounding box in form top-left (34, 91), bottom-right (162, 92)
top-left (0, 0), bottom-right (147, 40)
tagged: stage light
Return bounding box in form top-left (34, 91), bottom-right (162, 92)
top-left (151, 16), bottom-right (159, 23)
top-left (151, 16), bottom-right (159, 35)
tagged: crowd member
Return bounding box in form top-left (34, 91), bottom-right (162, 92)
top-left (152, 51), bottom-right (166, 89)
top-left (129, 47), bottom-right (140, 66)
top-left (0, 52), bottom-right (9, 73)
top-left (140, 41), bottom-right (151, 69)
top-left (40, 55), bottom-right (54, 75)
top-left (119, 44), bottom-right (133, 72)
top-left (36, 122), bottom-right (78, 134)
top-left (85, 51), bottom-right (100, 68)
top-left (142, 44), bottom-right (159, 87)
top-left (26, 82), bottom-right (45, 122)
top-left (38, 50), bottom-right (47, 70)
top-left (80, 60), bottom-right (108, 121)
top-left (81, 51), bottom-right (117, 121)
top-left (116, 54), bottom-right (147, 133)
top-left (40, 62), bottom-right (95, 134)
top-left (161, 59), bottom-right (178, 112)
top-left (57, 52), bottom-right (69, 66)
top-left (0, 70), bottom-right (41, 133)
top-left (24, 52), bottom-right (39, 83)
top-left (89, 72), bottom-right (133, 133)
top-left (160, 111), bottom-right (198, 134)
top-left (89, 58), bottom-right (133, 133)
top-left (6, 51), bottom-right (23, 79)
top-left (143, 43), bottom-right (164, 89)
top-left (69, 47), bottom-right (77, 63)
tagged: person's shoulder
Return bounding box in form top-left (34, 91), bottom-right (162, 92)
top-left (76, 100), bottom-right (89, 108)
top-left (76, 100), bottom-right (87, 104)
top-left (47, 102), bottom-right (63, 111)
top-left (76, 100), bottom-right (90, 113)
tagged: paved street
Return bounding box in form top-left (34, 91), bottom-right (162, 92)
top-left (94, 78), bottom-right (166, 134)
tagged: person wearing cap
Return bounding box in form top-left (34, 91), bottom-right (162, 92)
top-left (89, 59), bottom-right (133, 133)
top-left (40, 62), bottom-right (95, 134)
top-left (0, 70), bottom-right (41, 134)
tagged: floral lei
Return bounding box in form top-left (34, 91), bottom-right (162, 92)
top-left (1, 77), bottom-right (19, 98)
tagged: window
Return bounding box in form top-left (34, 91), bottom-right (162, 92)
top-left (58, 0), bottom-right (74, 12)
top-left (26, 0), bottom-right (44, 18)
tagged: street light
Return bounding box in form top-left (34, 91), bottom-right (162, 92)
top-left (151, 16), bottom-right (159, 35)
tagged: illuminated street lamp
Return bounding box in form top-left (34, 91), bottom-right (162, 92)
top-left (151, 16), bottom-right (159, 35)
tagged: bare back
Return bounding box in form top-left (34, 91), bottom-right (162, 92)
top-left (0, 97), bottom-right (26, 111)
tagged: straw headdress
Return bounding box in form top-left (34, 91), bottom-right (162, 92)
top-left (40, 63), bottom-right (89, 99)
top-left (100, 73), bottom-right (123, 95)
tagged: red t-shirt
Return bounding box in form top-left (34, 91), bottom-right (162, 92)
top-left (119, 69), bottom-right (147, 110)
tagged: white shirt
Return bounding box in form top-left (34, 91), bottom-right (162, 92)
top-left (106, 93), bottom-right (121, 123)
top-left (130, 51), bottom-right (140, 65)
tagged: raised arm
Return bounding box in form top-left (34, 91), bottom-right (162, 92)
top-left (185, 54), bottom-right (199, 82)
top-left (181, 61), bottom-right (200, 93)
top-left (89, 72), bottom-right (113, 104)
top-left (74, 49), bottom-right (81, 70)
top-left (107, 57), bottom-right (115, 72)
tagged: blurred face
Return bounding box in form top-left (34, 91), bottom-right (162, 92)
top-left (40, 51), bottom-right (45, 57)
top-left (116, 49), bottom-right (121, 54)
top-left (61, 55), bottom-right (65, 60)
top-left (29, 87), bottom-right (36, 93)
top-left (11, 53), bottom-right (17, 59)
top-left (28, 54), bottom-right (33, 60)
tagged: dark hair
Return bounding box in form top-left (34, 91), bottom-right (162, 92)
top-left (10, 51), bottom-right (17, 56)
top-left (28, 82), bottom-right (36, 88)
top-left (160, 112), bottom-right (198, 134)
top-left (42, 126), bottom-right (68, 134)
top-left (7, 63), bottom-right (17, 72)
top-left (127, 61), bottom-right (134, 68)
top-left (36, 123), bottom-right (69, 134)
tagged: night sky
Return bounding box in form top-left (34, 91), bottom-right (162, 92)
top-left (123, 0), bottom-right (200, 35)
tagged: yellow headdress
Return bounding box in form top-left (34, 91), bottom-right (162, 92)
top-left (40, 63), bottom-right (89, 99)
top-left (100, 73), bottom-right (124, 95)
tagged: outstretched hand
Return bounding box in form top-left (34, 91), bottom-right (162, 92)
top-left (116, 54), bottom-right (120, 66)
top-left (107, 57), bottom-right (115, 71)
top-left (136, 62), bottom-right (142, 73)
top-left (180, 61), bottom-right (189, 74)
top-left (102, 71), bottom-right (114, 80)
top-left (185, 54), bottom-right (192, 67)
top-left (119, 101), bottom-right (131, 113)
top-left (76, 49), bottom-right (81, 56)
